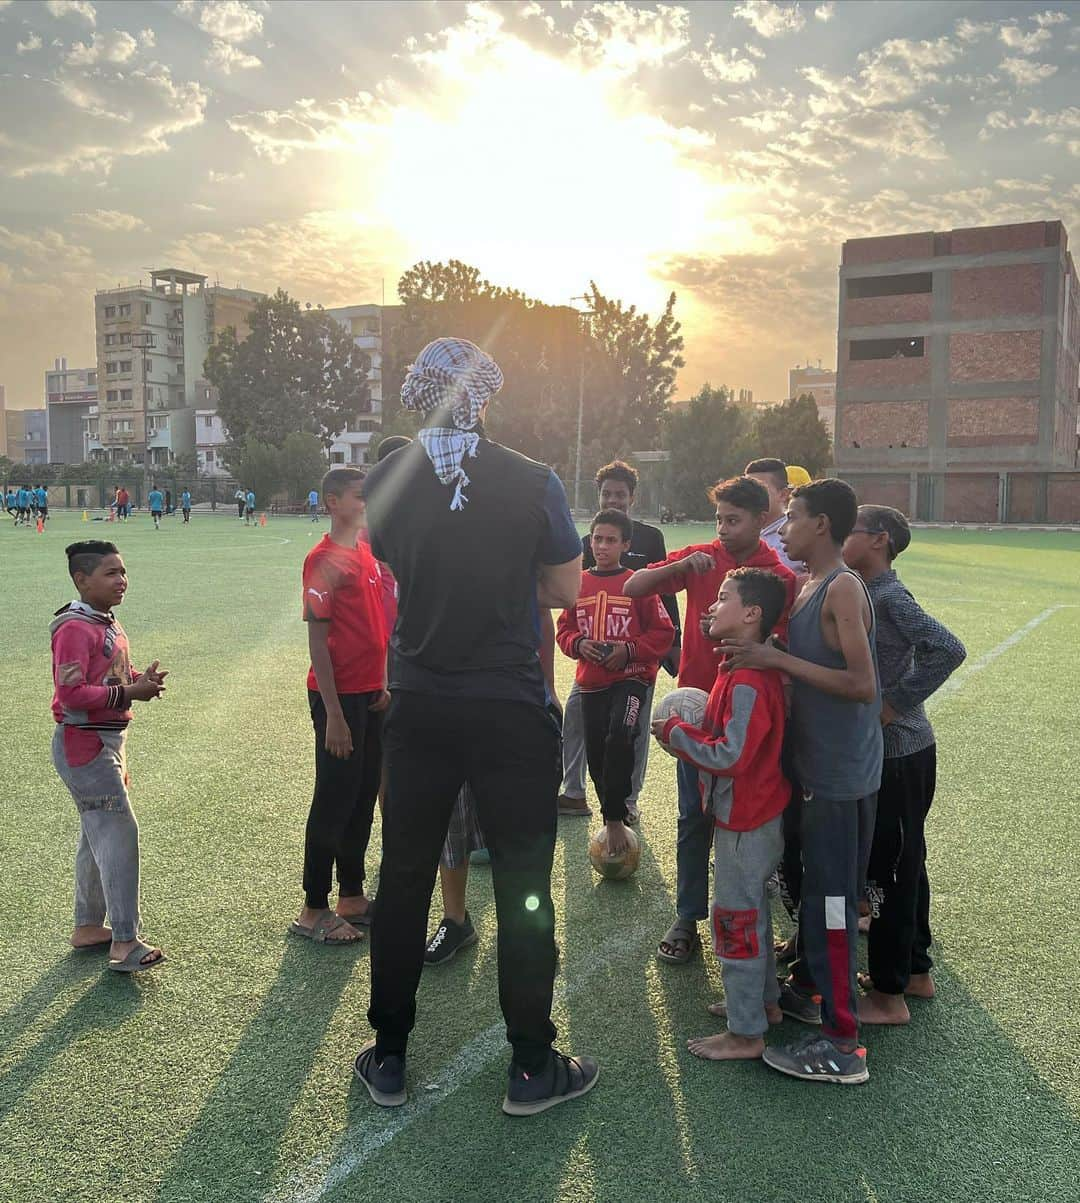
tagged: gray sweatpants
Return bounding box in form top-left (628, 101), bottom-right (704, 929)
top-left (560, 680), bottom-right (654, 807)
top-left (710, 815), bottom-right (784, 1037)
top-left (52, 727), bottom-right (141, 942)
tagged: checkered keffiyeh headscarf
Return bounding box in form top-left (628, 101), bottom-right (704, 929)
top-left (401, 337), bottom-right (504, 511)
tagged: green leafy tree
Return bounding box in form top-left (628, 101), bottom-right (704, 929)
top-left (748, 395), bottom-right (832, 476)
top-left (230, 437), bottom-right (282, 503)
top-left (206, 289), bottom-right (371, 456)
top-left (280, 432), bottom-right (327, 502)
top-left (663, 384), bottom-right (750, 518)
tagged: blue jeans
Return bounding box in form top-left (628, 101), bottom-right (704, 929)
top-left (676, 757), bottom-right (711, 921)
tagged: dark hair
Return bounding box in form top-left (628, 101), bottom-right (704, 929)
top-left (595, 460), bottom-right (638, 494)
top-left (708, 475), bottom-right (770, 514)
top-left (591, 508), bottom-right (633, 542)
top-left (726, 566), bottom-right (788, 638)
top-left (792, 478), bottom-right (858, 543)
top-left (744, 457), bottom-right (788, 492)
top-left (65, 540), bottom-right (119, 581)
top-left (857, 504), bottom-right (911, 559)
top-left (321, 466), bottom-right (366, 497)
top-left (377, 435), bottom-right (412, 462)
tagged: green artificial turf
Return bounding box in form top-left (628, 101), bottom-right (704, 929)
top-left (1, 511), bottom-right (1078, 1203)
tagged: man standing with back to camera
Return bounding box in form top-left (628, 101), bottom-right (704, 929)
top-left (357, 337), bottom-right (599, 1117)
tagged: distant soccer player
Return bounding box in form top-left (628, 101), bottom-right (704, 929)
top-left (291, 467), bottom-right (389, 945)
top-left (5, 486), bottom-right (16, 523)
top-left (558, 460), bottom-right (679, 822)
top-left (625, 476), bottom-right (796, 965)
top-left (147, 485), bottom-right (164, 531)
top-left (557, 509), bottom-right (674, 855)
top-left (36, 484), bottom-right (48, 524)
top-left (17, 484), bottom-right (31, 527)
top-left (180, 488), bottom-right (192, 524)
top-left (308, 487), bottom-right (320, 522)
top-left (721, 478), bottom-right (881, 1085)
top-left (234, 486), bottom-right (246, 521)
top-left (245, 488), bottom-right (256, 525)
top-left (51, 540), bottom-right (168, 972)
top-left (843, 505), bottom-right (965, 1023)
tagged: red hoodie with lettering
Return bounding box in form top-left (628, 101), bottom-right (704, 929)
top-left (556, 567), bottom-right (675, 691)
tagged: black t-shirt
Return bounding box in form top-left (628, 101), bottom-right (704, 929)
top-left (581, 519), bottom-right (680, 635)
top-left (363, 439), bottom-right (581, 704)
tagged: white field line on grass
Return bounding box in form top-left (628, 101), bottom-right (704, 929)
top-left (928, 605), bottom-right (1070, 708)
top-left (270, 922), bottom-right (654, 1203)
top-left (272, 605), bottom-right (1073, 1202)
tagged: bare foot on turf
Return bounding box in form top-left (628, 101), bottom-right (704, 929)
top-left (707, 1000), bottom-right (782, 1025)
top-left (687, 1031), bottom-right (765, 1061)
top-left (906, 972), bottom-right (935, 999)
top-left (70, 924), bottom-right (112, 948)
top-left (858, 989), bottom-right (910, 1025)
top-left (774, 936), bottom-right (796, 960)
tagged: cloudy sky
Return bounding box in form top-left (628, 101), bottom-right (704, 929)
top-left (1, 0), bottom-right (1079, 410)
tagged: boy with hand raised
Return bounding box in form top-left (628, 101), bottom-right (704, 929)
top-left (720, 479), bottom-right (881, 1085)
top-left (842, 505), bottom-right (965, 1023)
top-left (625, 476), bottom-right (795, 965)
top-left (292, 467), bottom-right (390, 945)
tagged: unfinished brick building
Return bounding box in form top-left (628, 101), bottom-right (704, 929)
top-left (834, 220), bottom-right (1080, 523)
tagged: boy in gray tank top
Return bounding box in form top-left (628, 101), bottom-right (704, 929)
top-left (719, 479), bottom-right (881, 1085)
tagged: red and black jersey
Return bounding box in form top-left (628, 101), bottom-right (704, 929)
top-left (302, 535), bottom-right (388, 694)
top-left (556, 567), bottom-right (675, 691)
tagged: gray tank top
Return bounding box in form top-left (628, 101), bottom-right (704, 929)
top-left (788, 566), bottom-right (883, 799)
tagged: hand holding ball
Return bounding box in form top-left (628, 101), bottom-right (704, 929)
top-left (650, 687), bottom-right (709, 756)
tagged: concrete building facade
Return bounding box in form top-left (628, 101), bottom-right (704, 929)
top-left (323, 304), bottom-right (403, 465)
top-left (45, 357), bottom-right (99, 464)
top-left (5, 408), bottom-right (48, 465)
top-left (835, 220), bottom-right (1080, 522)
top-left (94, 268), bottom-right (261, 468)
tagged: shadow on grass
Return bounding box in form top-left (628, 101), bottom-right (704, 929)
top-left (0, 951), bottom-right (105, 1059)
top-left (0, 971), bottom-right (142, 1123)
top-left (152, 938), bottom-right (360, 1203)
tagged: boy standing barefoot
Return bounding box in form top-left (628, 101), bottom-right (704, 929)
top-left (51, 541), bottom-right (167, 972)
top-left (653, 568), bottom-right (790, 1062)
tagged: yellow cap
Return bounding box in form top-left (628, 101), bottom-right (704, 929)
top-left (786, 465), bottom-right (812, 487)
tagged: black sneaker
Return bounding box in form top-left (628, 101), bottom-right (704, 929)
top-left (424, 912), bottom-right (478, 966)
top-left (557, 794), bottom-right (592, 817)
top-left (353, 1039), bottom-right (407, 1106)
top-left (502, 1049), bottom-right (600, 1116)
top-left (762, 1034), bottom-right (869, 1085)
top-left (777, 979), bottom-right (822, 1025)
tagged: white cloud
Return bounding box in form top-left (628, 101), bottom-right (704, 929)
top-left (66, 30), bottom-right (138, 66)
top-left (1022, 106), bottom-right (1080, 130)
top-left (801, 37), bottom-right (961, 112)
top-left (955, 18), bottom-right (993, 43)
top-left (208, 169), bottom-right (245, 183)
top-left (0, 62), bottom-right (207, 177)
top-left (16, 33), bottom-right (43, 54)
top-left (814, 2), bottom-right (834, 21)
top-left (206, 39), bottom-right (262, 73)
top-left (701, 47), bottom-right (758, 83)
top-left (978, 110), bottom-right (1016, 140)
top-left (1032, 10), bottom-right (1070, 26)
top-left (72, 209), bottom-right (148, 231)
top-left (138, 28), bottom-right (156, 48)
top-left (734, 108), bottom-right (793, 134)
top-left (998, 25), bottom-right (1052, 54)
top-left (45, 0), bottom-right (96, 24)
top-left (999, 57), bottom-right (1058, 86)
top-left (571, 1), bottom-right (690, 71)
top-left (733, 1), bottom-right (806, 38)
top-left (188, 202), bottom-right (215, 212)
top-left (176, 0), bottom-right (263, 43)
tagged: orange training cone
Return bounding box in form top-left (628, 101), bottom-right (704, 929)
top-left (259, 513), bottom-right (267, 527)
top-left (36, 517), bottom-right (44, 534)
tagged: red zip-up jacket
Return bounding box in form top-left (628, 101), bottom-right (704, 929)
top-left (639, 540), bottom-right (797, 692)
top-left (658, 664), bottom-right (789, 831)
top-left (556, 567), bottom-right (675, 691)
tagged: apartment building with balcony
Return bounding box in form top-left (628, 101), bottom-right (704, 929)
top-left (5, 408), bottom-right (48, 465)
top-left (94, 267), bottom-right (262, 468)
top-left (835, 220), bottom-right (1080, 523)
top-left (45, 357), bottom-right (99, 464)
top-left (323, 303), bottom-right (404, 465)
top-left (790, 363), bottom-right (836, 436)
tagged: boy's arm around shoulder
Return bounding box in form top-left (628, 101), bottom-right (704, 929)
top-left (659, 669), bottom-right (776, 779)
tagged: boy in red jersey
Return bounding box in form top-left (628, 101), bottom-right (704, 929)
top-left (557, 510), bottom-right (674, 855)
top-left (291, 467), bottom-right (390, 945)
top-left (653, 567), bottom-right (790, 1061)
top-left (625, 476), bottom-right (796, 963)
top-left (51, 541), bottom-right (168, 972)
